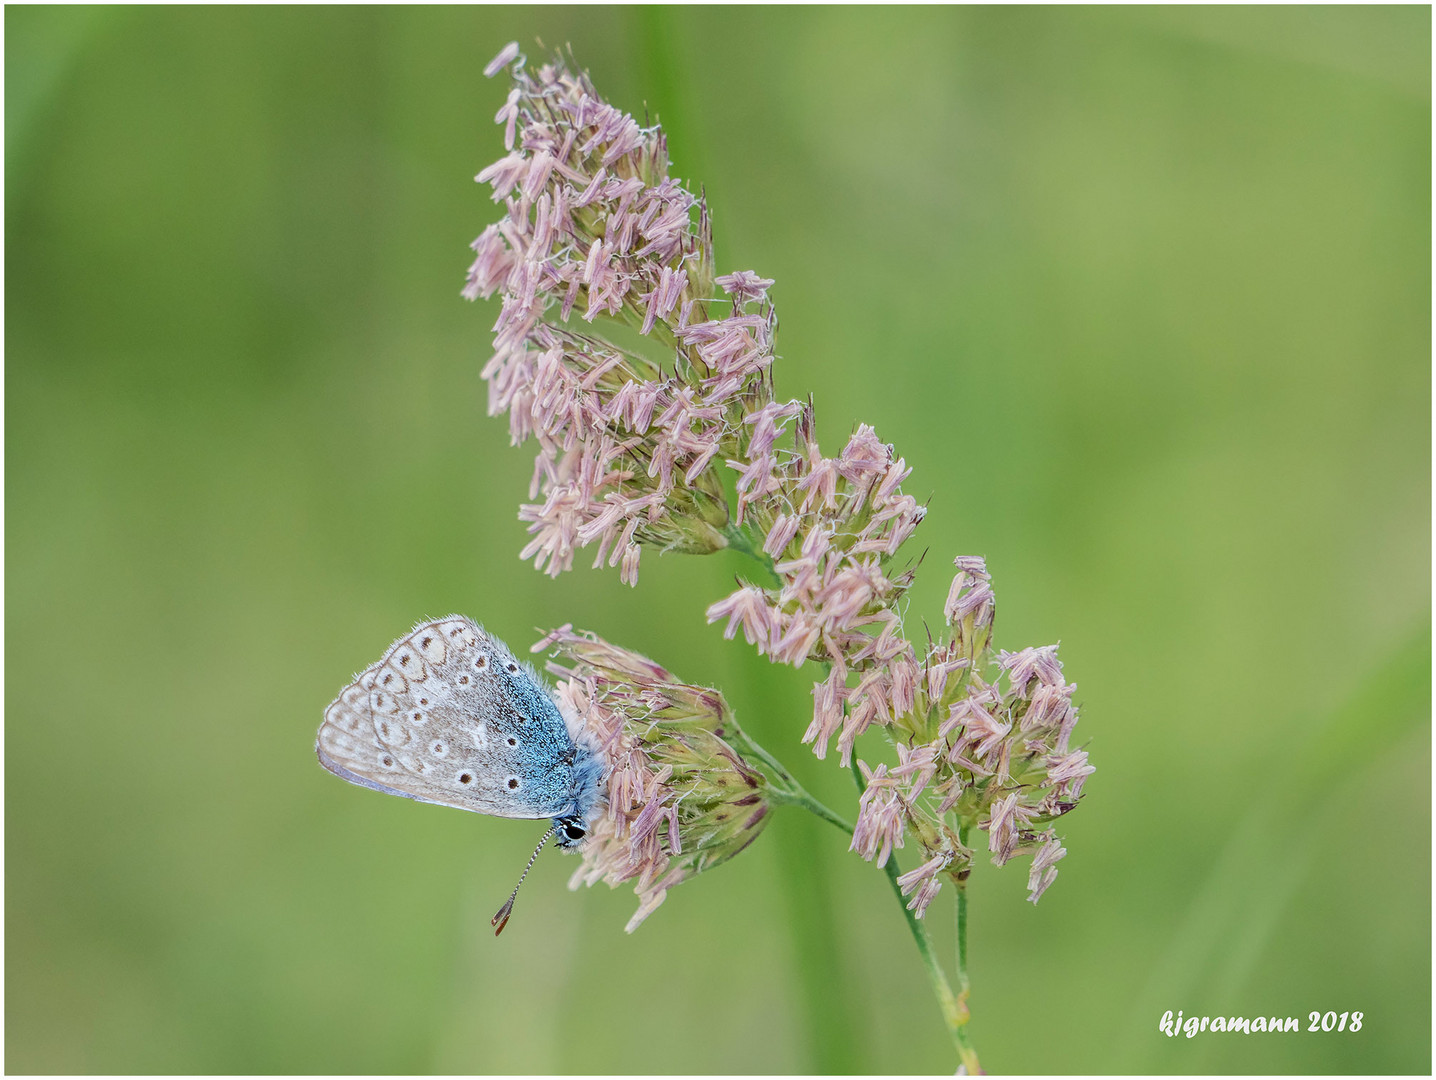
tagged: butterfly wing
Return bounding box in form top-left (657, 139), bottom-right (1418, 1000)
top-left (316, 616), bottom-right (557, 819)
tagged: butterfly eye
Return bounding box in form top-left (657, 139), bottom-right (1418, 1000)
top-left (562, 823), bottom-right (586, 842)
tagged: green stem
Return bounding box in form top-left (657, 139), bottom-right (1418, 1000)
top-left (752, 736), bottom-right (982, 1071)
top-left (733, 663), bottom-right (870, 1071)
top-left (720, 522), bottom-right (782, 588)
top-left (769, 782), bottom-right (852, 835)
top-left (852, 769), bottom-right (982, 1074)
top-left (883, 855), bottom-right (979, 1069)
top-left (956, 824), bottom-right (972, 1004)
top-left (732, 729), bottom-right (851, 834)
top-left (717, 543), bottom-right (979, 1068)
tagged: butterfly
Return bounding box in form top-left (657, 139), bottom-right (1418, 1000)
top-left (316, 615), bottom-right (605, 932)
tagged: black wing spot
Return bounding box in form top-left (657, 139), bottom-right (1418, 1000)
top-left (507, 777), bottom-right (519, 790)
top-left (507, 736), bottom-right (518, 747)
top-left (459, 773), bottom-right (473, 784)
top-left (458, 675), bottom-right (470, 685)
top-left (506, 662), bottom-right (518, 672)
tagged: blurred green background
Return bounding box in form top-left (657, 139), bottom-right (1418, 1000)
top-left (6, 5), bottom-right (1429, 1074)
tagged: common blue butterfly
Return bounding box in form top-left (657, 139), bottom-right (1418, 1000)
top-left (316, 615), bottom-right (605, 931)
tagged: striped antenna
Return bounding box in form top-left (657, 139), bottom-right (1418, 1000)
top-left (491, 825), bottom-right (556, 936)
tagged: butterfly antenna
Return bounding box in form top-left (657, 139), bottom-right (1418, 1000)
top-left (491, 826), bottom-right (555, 936)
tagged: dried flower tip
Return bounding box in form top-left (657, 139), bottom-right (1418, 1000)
top-left (851, 762), bottom-right (906, 868)
top-left (982, 793), bottom-right (1021, 866)
top-left (998, 644), bottom-right (1065, 696)
top-left (716, 270), bottom-right (775, 305)
top-left (706, 586), bottom-right (778, 652)
top-left (484, 41), bottom-right (521, 79)
top-left (1026, 832), bottom-right (1067, 904)
top-left (802, 666), bottom-right (848, 760)
top-left (896, 851), bottom-right (953, 918)
top-left (945, 555), bottom-right (995, 629)
top-left (1045, 749), bottom-right (1095, 795)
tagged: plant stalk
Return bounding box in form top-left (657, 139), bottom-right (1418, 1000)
top-left (956, 823), bottom-right (972, 1004)
top-left (724, 516), bottom-right (980, 1070)
top-left (852, 767), bottom-right (981, 1073)
top-left (720, 522), bottom-right (783, 588)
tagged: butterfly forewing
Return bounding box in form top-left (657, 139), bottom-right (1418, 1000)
top-left (316, 616), bottom-right (553, 819)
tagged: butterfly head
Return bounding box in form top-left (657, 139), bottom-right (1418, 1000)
top-left (550, 732), bottom-right (605, 849)
top-left (553, 815), bottom-right (589, 849)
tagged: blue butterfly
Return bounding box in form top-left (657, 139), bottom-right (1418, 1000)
top-left (316, 616), bottom-right (604, 931)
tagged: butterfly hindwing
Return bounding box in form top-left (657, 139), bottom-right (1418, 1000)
top-left (316, 616), bottom-right (563, 820)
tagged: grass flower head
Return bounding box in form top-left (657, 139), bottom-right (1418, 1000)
top-left (536, 626), bottom-right (772, 932)
top-left (467, 41), bottom-right (1096, 1068)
